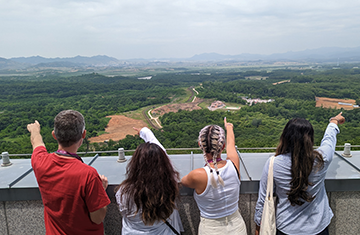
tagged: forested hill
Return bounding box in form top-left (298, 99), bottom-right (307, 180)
top-left (198, 69), bottom-right (360, 102)
top-left (0, 73), bottom-right (188, 154)
top-left (1, 68), bottom-right (360, 156)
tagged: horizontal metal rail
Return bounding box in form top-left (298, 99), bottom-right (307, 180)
top-left (7, 153), bottom-right (100, 188)
top-left (7, 145), bottom-right (360, 157)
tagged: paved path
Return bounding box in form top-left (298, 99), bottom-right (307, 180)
top-left (192, 87), bottom-right (198, 102)
top-left (147, 109), bottom-right (163, 128)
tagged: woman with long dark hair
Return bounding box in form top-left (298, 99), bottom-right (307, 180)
top-left (181, 118), bottom-right (247, 235)
top-left (115, 127), bottom-right (183, 234)
top-left (255, 112), bottom-right (345, 235)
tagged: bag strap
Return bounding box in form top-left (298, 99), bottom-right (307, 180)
top-left (164, 220), bottom-right (180, 235)
top-left (266, 156), bottom-right (275, 200)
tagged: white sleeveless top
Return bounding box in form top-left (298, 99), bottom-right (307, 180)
top-left (194, 160), bottom-right (240, 219)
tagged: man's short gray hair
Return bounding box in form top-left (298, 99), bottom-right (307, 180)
top-left (54, 110), bottom-right (85, 147)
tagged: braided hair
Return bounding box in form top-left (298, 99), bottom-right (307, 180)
top-left (198, 125), bottom-right (226, 188)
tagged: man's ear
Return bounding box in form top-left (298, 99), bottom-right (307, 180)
top-left (82, 130), bottom-right (86, 139)
top-left (222, 143), bottom-right (225, 151)
top-left (52, 130), bottom-right (57, 140)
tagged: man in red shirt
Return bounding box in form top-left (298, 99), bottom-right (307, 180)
top-left (27, 110), bottom-right (111, 235)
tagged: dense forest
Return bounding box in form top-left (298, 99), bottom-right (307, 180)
top-left (102, 100), bottom-right (360, 152)
top-left (0, 73), bottom-right (187, 154)
top-left (1, 67), bottom-right (360, 157)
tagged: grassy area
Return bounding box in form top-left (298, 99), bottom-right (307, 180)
top-left (224, 102), bottom-right (244, 108)
top-left (198, 99), bottom-right (213, 109)
top-left (122, 107), bottom-right (147, 120)
top-left (121, 87), bottom-right (192, 122)
top-left (177, 87), bottom-right (193, 103)
top-left (96, 131), bottom-right (109, 136)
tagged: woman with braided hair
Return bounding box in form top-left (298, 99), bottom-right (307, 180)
top-left (181, 118), bottom-right (247, 235)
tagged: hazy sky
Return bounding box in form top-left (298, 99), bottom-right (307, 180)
top-left (1, 0), bottom-right (360, 59)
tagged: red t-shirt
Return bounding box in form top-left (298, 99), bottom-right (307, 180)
top-left (31, 146), bottom-right (111, 235)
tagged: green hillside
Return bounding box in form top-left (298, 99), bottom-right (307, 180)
top-left (1, 67), bottom-right (360, 156)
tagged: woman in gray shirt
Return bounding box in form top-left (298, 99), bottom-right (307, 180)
top-left (255, 112), bottom-right (345, 235)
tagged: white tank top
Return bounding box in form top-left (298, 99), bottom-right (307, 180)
top-left (193, 160), bottom-right (240, 219)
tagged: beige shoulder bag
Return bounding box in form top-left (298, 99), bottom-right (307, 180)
top-left (260, 155), bottom-right (276, 235)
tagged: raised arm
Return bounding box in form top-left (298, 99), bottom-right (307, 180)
top-left (329, 112), bottom-right (345, 126)
top-left (318, 112), bottom-right (344, 162)
top-left (224, 117), bottom-right (240, 174)
top-left (134, 127), bottom-right (166, 153)
top-left (27, 120), bottom-right (45, 150)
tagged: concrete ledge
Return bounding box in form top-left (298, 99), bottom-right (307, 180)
top-left (5, 200), bottom-right (45, 235)
top-left (329, 191), bottom-right (360, 235)
top-left (1, 192), bottom-right (360, 235)
top-left (0, 202), bottom-right (7, 235)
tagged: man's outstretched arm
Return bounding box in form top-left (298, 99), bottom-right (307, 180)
top-left (27, 120), bottom-right (45, 150)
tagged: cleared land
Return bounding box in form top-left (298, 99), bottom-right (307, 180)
top-left (89, 115), bottom-right (147, 143)
top-left (89, 88), bottom-right (205, 142)
top-left (273, 79), bottom-right (290, 85)
top-left (315, 97), bottom-right (357, 110)
top-left (151, 98), bottom-right (203, 116)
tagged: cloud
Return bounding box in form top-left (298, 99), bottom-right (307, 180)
top-left (1, 0), bottom-right (360, 58)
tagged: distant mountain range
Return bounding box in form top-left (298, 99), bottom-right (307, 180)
top-left (1, 46), bottom-right (360, 70)
top-left (0, 55), bottom-right (121, 70)
top-left (188, 46), bottom-right (360, 62)
top-left (10, 55), bottom-right (119, 65)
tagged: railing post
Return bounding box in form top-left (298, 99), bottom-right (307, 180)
top-left (190, 151), bottom-right (194, 171)
top-left (117, 148), bottom-right (127, 163)
top-left (342, 143), bottom-right (352, 157)
top-left (1, 152), bottom-right (12, 167)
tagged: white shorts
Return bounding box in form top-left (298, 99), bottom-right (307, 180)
top-left (198, 210), bottom-right (247, 235)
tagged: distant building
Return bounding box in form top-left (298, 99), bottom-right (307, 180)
top-left (242, 97), bottom-right (274, 106)
top-left (208, 101), bottom-right (226, 111)
top-left (338, 102), bottom-right (353, 106)
top-left (138, 76), bottom-right (152, 80)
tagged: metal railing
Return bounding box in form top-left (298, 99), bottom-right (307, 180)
top-left (5, 145), bottom-right (360, 157)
